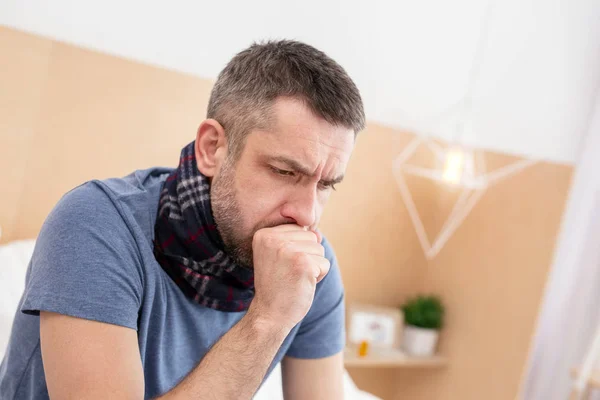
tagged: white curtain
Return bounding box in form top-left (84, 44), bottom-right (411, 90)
top-left (519, 91), bottom-right (600, 399)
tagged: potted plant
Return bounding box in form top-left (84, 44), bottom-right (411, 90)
top-left (401, 295), bottom-right (445, 356)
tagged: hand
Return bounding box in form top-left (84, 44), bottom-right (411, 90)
top-left (248, 224), bottom-right (330, 332)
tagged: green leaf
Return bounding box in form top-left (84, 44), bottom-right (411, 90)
top-left (401, 295), bottom-right (445, 329)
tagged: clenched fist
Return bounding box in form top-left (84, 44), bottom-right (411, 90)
top-left (248, 224), bottom-right (330, 332)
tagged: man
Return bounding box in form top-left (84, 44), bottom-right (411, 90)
top-left (0, 40), bottom-right (364, 399)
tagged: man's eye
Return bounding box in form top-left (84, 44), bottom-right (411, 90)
top-left (272, 167), bottom-right (295, 177)
top-left (318, 182), bottom-right (337, 191)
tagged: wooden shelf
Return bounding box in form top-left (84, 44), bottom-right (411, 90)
top-left (344, 347), bottom-right (447, 368)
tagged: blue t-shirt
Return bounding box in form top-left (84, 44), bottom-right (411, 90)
top-left (0, 168), bottom-right (345, 400)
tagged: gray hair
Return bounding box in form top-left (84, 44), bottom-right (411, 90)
top-left (207, 40), bottom-right (365, 159)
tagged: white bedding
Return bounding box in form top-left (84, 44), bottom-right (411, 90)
top-left (0, 239), bottom-right (35, 353)
top-left (0, 239), bottom-right (380, 399)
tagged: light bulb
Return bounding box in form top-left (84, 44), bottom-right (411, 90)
top-left (442, 147), bottom-right (465, 184)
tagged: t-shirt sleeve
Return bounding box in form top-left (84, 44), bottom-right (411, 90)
top-left (285, 236), bottom-right (345, 359)
top-left (21, 181), bottom-right (143, 330)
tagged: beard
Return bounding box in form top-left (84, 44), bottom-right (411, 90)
top-left (210, 159), bottom-right (289, 269)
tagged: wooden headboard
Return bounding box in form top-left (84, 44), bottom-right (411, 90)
top-left (1, 26), bottom-right (215, 242)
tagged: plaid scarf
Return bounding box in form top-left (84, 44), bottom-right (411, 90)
top-left (153, 141), bottom-right (255, 312)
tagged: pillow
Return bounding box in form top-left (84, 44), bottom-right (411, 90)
top-left (0, 239), bottom-right (36, 358)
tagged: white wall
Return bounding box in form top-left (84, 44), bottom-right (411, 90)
top-left (2, 0), bottom-right (599, 164)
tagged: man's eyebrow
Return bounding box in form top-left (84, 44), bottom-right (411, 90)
top-left (319, 175), bottom-right (345, 185)
top-left (267, 155), bottom-right (345, 184)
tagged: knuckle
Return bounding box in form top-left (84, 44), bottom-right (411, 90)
top-left (311, 231), bottom-right (319, 242)
top-left (264, 235), bottom-right (277, 248)
top-left (291, 252), bottom-right (310, 270)
top-left (259, 233), bottom-right (278, 249)
top-left (276, 241), bottom-right (291, 258)
top-left (316, 244), bottom-right (325, 257)
top-left (253, 230), bottom-right (267, 245)
top-left (292, 251), bottom-right (308, 264)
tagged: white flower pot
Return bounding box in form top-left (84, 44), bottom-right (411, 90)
top-left (402, 325), bottom-right (439, 356)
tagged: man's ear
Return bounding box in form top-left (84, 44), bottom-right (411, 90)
top-left (195, 119), bottom-right (227, 177)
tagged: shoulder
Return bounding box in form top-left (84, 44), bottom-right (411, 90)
top-left (33, 179), bottom-right (145, 289)
top-left (35, 179), bottom-right (142, 270)
top-left (41, 180), bottom-right (129, 240)
top-left (23, 180), bottom-right (146, 328)
top-left (43, 167), bottom-right (170, 242)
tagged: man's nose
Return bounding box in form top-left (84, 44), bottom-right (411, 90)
top-left (280, 185), bottom-right (318, 228)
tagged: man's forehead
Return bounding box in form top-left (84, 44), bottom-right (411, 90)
top-left (253, 130), bottom-right (353, 171)
top-left (245, 98), bottom-right (356, 175)
top-left (262, 121), bottom-right (354, 161)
